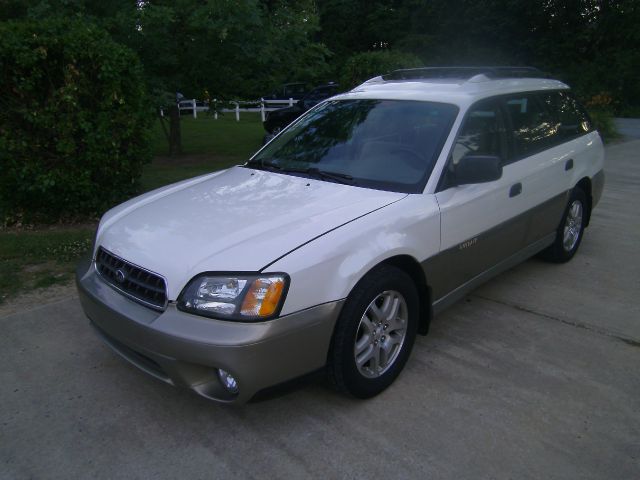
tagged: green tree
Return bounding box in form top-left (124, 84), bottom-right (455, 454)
top-left (340, 50), bottom-right (422, 89)
top-left (318, 0), bottom-right (640, 113)
top-left (317, 0), bottom-right (412, 59)
top-left (0, 17), bottom-right (152, 222)
top-left (3, 0), bottom-right (331, 154)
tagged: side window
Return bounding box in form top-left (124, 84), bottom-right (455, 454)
top-left (539, 91), bottom-right (592, 141)
top-left (451, 98), bottom-right (508, 165)
top-left (504, 94), bottom-right (558, 158)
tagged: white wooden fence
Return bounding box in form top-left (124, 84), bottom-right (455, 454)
top-left (170, 98), bottom-right (297, 121)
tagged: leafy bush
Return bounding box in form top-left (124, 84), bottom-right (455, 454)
top-left (0, 18), bottom-right (152, 223)
top-left (588, 109), bottom-right (618, 143)
top-left (340, 50), bottom-right (423, 89)
top-left (584, 92), bottom-right (619, 143)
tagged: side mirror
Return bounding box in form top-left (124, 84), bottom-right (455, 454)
top-left (453, 155), bottom-right (503, 185)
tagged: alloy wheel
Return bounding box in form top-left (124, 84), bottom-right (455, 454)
top-left (353, 290), bottom-right (408, 379)
top-left (563, 200), bottom-right (583, 252)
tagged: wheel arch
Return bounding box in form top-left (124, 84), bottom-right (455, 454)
top-left (378, 255), bottom-right (432, 336)
top-left (575, 176), bottom-right (593, 226)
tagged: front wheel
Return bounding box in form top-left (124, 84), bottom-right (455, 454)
top-left (327, 265), bottom-right (419, 398)
top-left (540, 187), bottom-right (588, 263)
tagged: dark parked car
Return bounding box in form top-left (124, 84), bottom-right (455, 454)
top-left (263, 83), bottom-right (340, 143)
top-left (264, 82), bottom-right (308, 101)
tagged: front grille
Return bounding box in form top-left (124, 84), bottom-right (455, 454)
top-left (95, 247), bottom-right (167, 310)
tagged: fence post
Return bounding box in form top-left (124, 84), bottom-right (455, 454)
top-left (235, 102), bottom-right (240, 121)
top-left (214, 99), bottom-right (218, 120)
top-left (192, 99), bottom-right (197, 119)
top-left (289, 97), bottom-right (293, 106)
top-left (260, 98), bottom-right (266, 122)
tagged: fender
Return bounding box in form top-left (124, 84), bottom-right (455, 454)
top-left (266, 194), bottom-right (441, 316)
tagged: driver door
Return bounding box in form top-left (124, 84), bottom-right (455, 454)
top-left (427, 98), bottom-right (528, 305)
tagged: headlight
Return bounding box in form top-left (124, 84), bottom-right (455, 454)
top-left (177, 273), bottom-right (289, 321)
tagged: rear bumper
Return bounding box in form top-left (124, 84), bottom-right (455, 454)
top-left (76, 256), bottom-right (343, 404)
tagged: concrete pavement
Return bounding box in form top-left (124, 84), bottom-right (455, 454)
top-left (614, 117), bottom-right (640, 139)
top-left (1, 141), bottom-right (639, 479)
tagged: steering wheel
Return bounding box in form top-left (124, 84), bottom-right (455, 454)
top-left (456, 140), bottom-right (476, 152)
top-left (391, 146), bottom-right (425, 168)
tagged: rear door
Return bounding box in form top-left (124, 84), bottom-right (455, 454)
top-left (501, 92), bottom-right (570, 246)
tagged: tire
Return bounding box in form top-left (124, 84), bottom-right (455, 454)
top-left (540, 187), bottom-right (588, 263)
top-left (327, 264), bottom-right (419, 398)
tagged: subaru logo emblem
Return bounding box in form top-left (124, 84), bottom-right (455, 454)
top-left (115, 269), bottom-right (126, 283)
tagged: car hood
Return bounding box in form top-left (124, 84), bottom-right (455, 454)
top-left (96, 166), bottom-right (406, 300)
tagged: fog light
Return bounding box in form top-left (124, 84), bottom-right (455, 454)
top-left (218, 369), bottom-right (239, 394)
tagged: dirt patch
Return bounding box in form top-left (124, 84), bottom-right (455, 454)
top-left (22, 260), bottom-right (59, 273)
top-left (0, 281), bottom-right (78, 318)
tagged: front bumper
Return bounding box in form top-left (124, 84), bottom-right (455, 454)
top-left (76, 256), bottom-right (343, 404)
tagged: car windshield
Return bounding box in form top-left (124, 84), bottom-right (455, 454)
top-left (247, 99), bottom-right (458, 193)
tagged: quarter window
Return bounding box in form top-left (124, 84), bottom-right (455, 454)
top-left (539, 91), bottom-right (592, 141)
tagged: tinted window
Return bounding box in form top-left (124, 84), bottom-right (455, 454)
top-left (505, 94), bottom-right (558, 157)
top-left (248, 99), bottom-right (458, 193)
top-left (539, 91), bottom-right (592, 141)
top-left (451, 99), bottom-right (508, 165)
top-left (302, 86), bottom-right (340, 108)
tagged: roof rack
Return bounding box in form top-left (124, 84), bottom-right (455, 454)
top-left (382, 66), bottom-right (547, 81)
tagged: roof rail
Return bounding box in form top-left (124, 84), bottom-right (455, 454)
top-left (382, 66), bottom-right (547, 81)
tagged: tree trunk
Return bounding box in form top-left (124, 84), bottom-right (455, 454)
top-left (169, 104), bottom-right (182, 156)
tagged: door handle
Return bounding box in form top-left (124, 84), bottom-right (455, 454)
top-left (565, 159), bottom-right (574, 171)
top-left (509, 183), bottom-right (522, 197)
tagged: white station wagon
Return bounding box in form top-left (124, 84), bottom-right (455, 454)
top-left (77, 67), bottom-right (604, 404)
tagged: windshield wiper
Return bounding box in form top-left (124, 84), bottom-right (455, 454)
top-left (281, 167), bottom-right (356, 185)
top-left (246, 161), bottom-right (355, 185)
top-left (246, 159), bottom-right (282, 171)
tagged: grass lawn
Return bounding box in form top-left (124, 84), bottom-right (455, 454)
top-left (151, 112), bottom-right (265, 157)
top-left (0, 114), bottom-right (266, 305)
top-left (0, 227), bottom-right (95, 304)
top-left (143, 113), bottom-right (264, 191)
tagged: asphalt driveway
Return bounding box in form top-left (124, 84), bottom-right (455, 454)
top-left (1, 140), bottom-right (639, 479)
